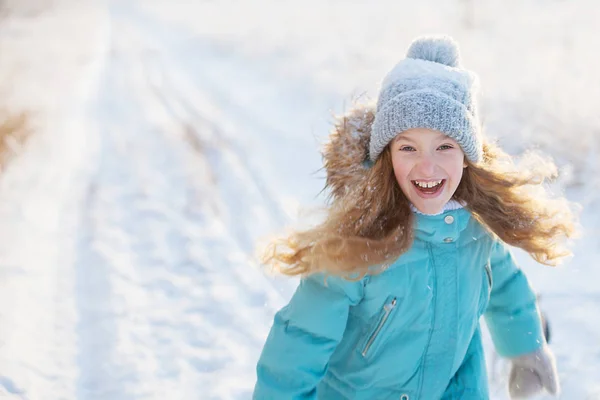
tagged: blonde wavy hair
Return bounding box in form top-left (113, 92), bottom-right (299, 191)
top-left (260, 106), bottom-right (577, 278)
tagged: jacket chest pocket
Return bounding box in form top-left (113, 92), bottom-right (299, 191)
top-left (359, 295), bottom-right (398, 359)
top-left (479, 262), bottom-right (493, 315)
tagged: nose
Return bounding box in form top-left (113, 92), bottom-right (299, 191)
top-left (415, 153), bottom-right (436, 177)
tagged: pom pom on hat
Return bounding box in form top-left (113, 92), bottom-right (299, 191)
top-left (406, 35), bottom-right (461, 68)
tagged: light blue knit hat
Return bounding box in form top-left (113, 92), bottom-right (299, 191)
top-left (369, 35), bottom-right (483, 163)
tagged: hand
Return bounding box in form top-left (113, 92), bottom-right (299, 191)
top-left (508, 346), bottom-right (559, 399)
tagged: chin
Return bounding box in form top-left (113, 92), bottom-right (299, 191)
top-left (412, 199), bottom-right (447, 215)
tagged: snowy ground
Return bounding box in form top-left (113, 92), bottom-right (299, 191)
top-left (0, 0), bottom-right (599, 399)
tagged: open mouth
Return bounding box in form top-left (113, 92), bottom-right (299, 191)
top-left (411, 179), bottom-right (446, 196)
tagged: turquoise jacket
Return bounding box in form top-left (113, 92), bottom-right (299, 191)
top-left (253, 208), bottom-right (546, 399)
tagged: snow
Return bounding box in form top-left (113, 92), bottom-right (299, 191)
top-left (0, 0), bottom-right (598, 399)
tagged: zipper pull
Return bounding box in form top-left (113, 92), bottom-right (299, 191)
top-left (384, 298), bottom-right (397, 312)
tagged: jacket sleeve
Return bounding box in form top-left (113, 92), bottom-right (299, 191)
top-left (253, 272), bottom-right (365, 399)
top-left (484, 239), bottom-right (546, 358)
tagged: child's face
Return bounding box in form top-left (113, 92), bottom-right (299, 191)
top-left (391, 128), bottom-right (466, 215)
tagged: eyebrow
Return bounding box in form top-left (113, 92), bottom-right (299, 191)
top-left (394, 136), bottom-right (415, 144)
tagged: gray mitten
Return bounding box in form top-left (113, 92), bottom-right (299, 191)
top-left (508, 346), bottom-right (559, 399)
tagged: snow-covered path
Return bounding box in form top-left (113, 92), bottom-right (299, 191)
top-left (0, 0), bottom-right (599, 399)
top-left (70, 3), bottom-right (301, 399)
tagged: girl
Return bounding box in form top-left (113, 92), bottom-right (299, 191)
top-left (253, 36), bottom-right (576, 399)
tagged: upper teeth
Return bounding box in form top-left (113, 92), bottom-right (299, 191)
top-left (415, 180), bottom-right (442, 188)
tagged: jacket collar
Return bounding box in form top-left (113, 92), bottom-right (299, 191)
top-left (413, 207), bottom-right (472, 244)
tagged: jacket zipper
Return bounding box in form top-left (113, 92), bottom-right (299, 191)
top-left (417, 243), bottom-right (438, 397)
top-left (484, 262), bottom-right (492, 291)
top-left (361, 297), bottom-right (397, 357)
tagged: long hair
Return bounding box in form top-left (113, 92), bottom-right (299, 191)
top-left (455, 142), bottom-right (577, 265)
top-left (259, 106), bottom-right (577, 277)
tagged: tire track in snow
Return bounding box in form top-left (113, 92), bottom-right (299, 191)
top-left (114, 0), bottom-right (299, 314)
top-left (73, 43), bottom-right (134, 398)
top-left (137, 52), bottom-right (296, 319)
top-left (112, 2), bottom-right (292, 258)
top-left (141, 53), bottom-right (283, 254)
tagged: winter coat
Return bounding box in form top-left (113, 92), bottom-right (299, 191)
top-left (253, 208), bottom-right (545, 399)
top-left (252, 106), bottom-right (546, 399)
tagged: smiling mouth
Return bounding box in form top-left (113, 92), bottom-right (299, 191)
top-left (412, 179), bottom-right (446, 195)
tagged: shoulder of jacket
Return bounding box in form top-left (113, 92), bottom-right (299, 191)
top-left (463, 215), bottom-right (496, 240)
top-left (305, 272), bottom-right (366, 304)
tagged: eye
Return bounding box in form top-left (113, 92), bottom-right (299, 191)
top-left (438, 144), bottom-right (454, 150)
top-left (399, 145), bottom-right (416, 152)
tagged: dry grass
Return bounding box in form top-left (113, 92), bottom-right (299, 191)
top-left (0, 111), bottom-right (31, 172)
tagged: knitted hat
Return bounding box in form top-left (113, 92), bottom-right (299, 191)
top-left (369, 35), bottom-right (483, 163)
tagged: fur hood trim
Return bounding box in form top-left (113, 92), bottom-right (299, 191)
top-left (322, 104), bottom-right (377, 202)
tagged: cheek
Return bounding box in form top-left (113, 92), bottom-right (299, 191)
top-left (391, 157), bottom-right (412, 183)
top-left (446, 157), bottom-right (466, 183)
